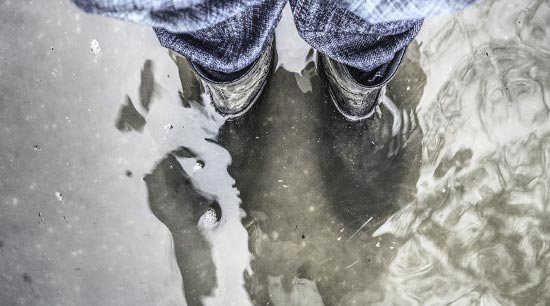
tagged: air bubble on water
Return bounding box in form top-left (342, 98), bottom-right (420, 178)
top-left (202, 207), bottom-right (218, 224)
top-left (198, 203), bottom-right (222, 229)
top-left (90, 39), bottom-right (102, 55)
top-left (55, 192), bottom-right (63, 201)
top-left (193, 161), bottom-right (205, 172)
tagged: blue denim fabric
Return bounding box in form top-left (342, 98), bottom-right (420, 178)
top-left (339, 0), bottom-right (478, 24)
top-left (72, 0), bottom-right (477, 73)
top-left (289, 0), bottom-right (423, 72)
top-left (72, 0), bottom-right (265, 32)
top-left (154, 0), bottom-right (285, 73)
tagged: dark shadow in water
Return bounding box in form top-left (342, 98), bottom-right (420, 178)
top-left (217, 60), bottom-right (328, 304)
top-left (144, 153), bottom-right (218, 306)
top-left (169, 51), bottom-right (203, 106)
top-left (318, 41), bottom-right (427, 228)
top-left (131, 42), bottom-right (426, 306)
top-left (312, 43), bottom-right (427, 305)
top-left (129, 60), bottom-right (217, 306)
top-left (115, 95), bottom-right (146, 132)
top-left (215, 43), bottom-right (426, 306)
top-left (140, 59), bottom-right (156, 111)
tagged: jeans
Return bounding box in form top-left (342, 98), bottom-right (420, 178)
top-left (72, 0), bottom-right (477, 73)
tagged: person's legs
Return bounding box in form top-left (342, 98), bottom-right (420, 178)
top-left (291, 0), bottom-right (478, 77)
top-left (290, 0), bottom-right (422, 84)
top-left (154, 0), bottom-right (286, 74)
top-left (73, 0), bottom-right (286, 118)
top-left (290, 0), bottom-right (476, 120)
top-left (73, 0), bottom-right (286, 73)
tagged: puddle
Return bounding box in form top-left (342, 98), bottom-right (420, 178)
top-left (1, 0), bottom-right (549, 305)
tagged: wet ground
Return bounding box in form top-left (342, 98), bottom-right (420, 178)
top-left (1, 0), bottom-right (550, 305)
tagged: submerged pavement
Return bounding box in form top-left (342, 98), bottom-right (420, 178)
top-left (1, 0), bottom-right (550, 305)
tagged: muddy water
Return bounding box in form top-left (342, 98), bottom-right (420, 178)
top-left (1, 0), bottom-right (549, 305)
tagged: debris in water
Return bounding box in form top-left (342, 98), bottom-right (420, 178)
top-left (55, 192), bottom-right (63, 201)
top-left (33, 145), bottom-right (41, 151)
top-left (90, 39), bottom-right (101, 55)
top-left (348, 216), bottom-right (373, 241)
top-left (193, 160), bottom-right (205, 172)
top-left (345, 260), bottom-right (359, 269)
top-left (201, 203), bottom-right (221, 225)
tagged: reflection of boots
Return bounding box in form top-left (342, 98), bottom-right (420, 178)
top-left (188, 39), bottom-right (275, 119)
top-left (268, 276), bottom-right (325, 306)
top-left (317, 48), bottom-right (405, 122)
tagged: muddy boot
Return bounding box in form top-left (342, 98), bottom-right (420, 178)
top-left (317, 48), bottom-right (406, 122)
top-left (188, 39), bottom-right (275, 120)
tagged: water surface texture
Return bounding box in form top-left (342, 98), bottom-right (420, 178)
top-left (1, 0), bottom-right (549, 305)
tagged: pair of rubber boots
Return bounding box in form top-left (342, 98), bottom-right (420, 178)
top-left (188, 40), bottom-right (405, 121)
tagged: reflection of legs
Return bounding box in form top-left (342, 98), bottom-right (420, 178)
top-left (144, 156), bottom-right (218, 306)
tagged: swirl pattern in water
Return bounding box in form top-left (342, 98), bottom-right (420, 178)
top-left (369, 0), bottom-right (550, 305)
top-left (119, 0), bottom-right (550, 305)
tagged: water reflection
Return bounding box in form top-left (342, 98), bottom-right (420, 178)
top-left (122, 57), bottom-right (254, 306)
top-left (371, 42), bottom-right (550, 305)
top-left (369, 0), bottom-right (550, 304)
top-left (127, 49), bottom-right (424, 306)
top-left (118, 0), bottom-right (550, 305)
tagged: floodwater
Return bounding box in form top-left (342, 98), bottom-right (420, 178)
top-left (1, 0), bottom-right (550, 305)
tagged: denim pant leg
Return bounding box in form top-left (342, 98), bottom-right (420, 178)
top-left (290, 0), bottom-right (422, 73)
top-left (72, 0), bottom-right (286, 73)
top-left (155, 0), bottom-right (286, 73)
top-left (290, 0), bottom-right (476, 74)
